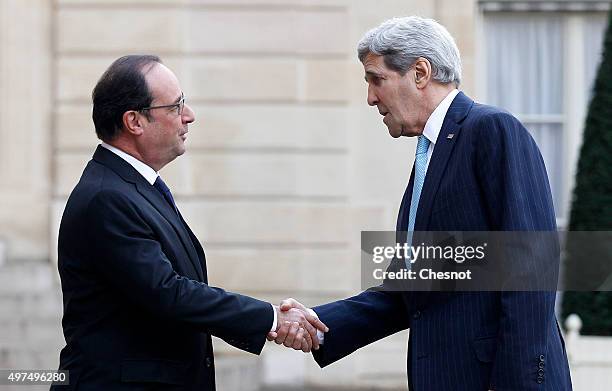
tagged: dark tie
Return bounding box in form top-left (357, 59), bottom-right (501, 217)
top-left (153, 176), bottom-right (178, 214)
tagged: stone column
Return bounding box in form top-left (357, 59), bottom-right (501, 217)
top-left (0, 0), bottom-right (52, 262)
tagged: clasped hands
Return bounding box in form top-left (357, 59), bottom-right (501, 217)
top-left (267, 298), bottom-right (328, 353)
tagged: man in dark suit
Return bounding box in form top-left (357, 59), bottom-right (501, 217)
top-left (53, 55), bottom-right (327, 390)
top-left (272, 17), bottom-right (572, 390)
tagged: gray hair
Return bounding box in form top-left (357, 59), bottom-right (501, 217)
top-left (357, 16), bottom-right (462, 86)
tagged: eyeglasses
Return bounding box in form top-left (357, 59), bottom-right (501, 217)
top-left (139, 93), bottom-right (185, 116)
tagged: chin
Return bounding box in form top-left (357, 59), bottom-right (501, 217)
top-left (175, 144), bottom-right (186, 156)
top-left (388, 127), bottom-right (403, 138)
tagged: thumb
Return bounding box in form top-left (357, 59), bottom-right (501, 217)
top-left (280, 298), bottom-right (298, 311)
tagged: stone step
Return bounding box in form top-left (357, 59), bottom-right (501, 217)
top-left (0, 260), bottom-right (64, 376)
top-left (1, 385), bottom-right (50, 391)
top-left (215, 354), bottom-right (262, 391)
top-left (0, 347), bottom-right (61, 371)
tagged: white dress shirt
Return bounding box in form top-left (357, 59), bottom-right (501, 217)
top-left (99, 143), bottom-right (278, 332)
top-left (421, 89), bottom-right (459, 171)
top-left (101, 142), bottom-right (158, 185)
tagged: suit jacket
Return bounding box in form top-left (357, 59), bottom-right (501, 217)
top-left (53, 146), bottom-right (274, 390)
top-left (312, 92), bottom-right (572, 391)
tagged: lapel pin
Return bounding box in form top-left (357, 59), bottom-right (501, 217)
top-left (447, 133), bottom-right (454, 139)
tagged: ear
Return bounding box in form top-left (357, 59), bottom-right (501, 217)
top-left (122, 110), bottom-right (145, 136)
top-left (413, 57), bottom-right (432, 89)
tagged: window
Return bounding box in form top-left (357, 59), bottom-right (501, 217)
top-left (481, 6), bottom-right (607, 225)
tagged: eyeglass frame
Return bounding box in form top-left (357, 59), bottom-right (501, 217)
top-left (139, 92), bottom-right (185, 116)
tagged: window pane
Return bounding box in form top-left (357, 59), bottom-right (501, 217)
top-left (485, 14), bottom-right (564, 115)
top-left (524, 123), bottom-right (565, 217)
top-left (484, 13), bottom-right (564, 218)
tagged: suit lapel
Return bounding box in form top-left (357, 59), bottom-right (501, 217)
top-left (179, 211), bottom-right (208, 283)
top-left (414, 92), bottom-right (473, 231)
top-left (135, 182), bottom-right (205, 281)
top-left (93, 146), bottom-right (205, 281)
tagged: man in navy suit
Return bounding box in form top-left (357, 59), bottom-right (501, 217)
top-left (272, 17), bottom-right (572, 390)
top-left (53, 55), bottom-right (327, 390)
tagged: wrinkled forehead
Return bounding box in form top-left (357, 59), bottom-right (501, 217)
top-left (362, 52), bottom-right (385, 69)
top-left (362, 53), bottom-right (396, 79)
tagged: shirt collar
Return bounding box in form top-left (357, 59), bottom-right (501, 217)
top-left (422, 89), bottom-right (459, 146)
top-left (100, 142), bottom-right (159, 185)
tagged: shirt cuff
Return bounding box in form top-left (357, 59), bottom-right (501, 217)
top-left (270, 303), bottom-right (277, 332)
top-left (308, 308), bottom-right (325, 345)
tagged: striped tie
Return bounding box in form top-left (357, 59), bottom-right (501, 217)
top-left (406, 135), bottom-right (430, 267)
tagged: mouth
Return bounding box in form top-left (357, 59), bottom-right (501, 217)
top-left (180, 130), bottom-right (188, 141)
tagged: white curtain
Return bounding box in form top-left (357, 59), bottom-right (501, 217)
top-left (484, 14), bottom-right (564, 216)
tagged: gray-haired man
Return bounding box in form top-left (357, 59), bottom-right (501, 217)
top-left (272, 16), bottom-right (572, 391)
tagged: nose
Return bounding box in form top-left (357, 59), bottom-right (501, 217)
top-left (367, 84), bottom-right (378, 107)
top-left (182, 103), bottom-right (195, 124)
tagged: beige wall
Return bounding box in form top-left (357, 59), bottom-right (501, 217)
top-left (0, 0), bottom-right (52, 262)
top-left (1, 0), bottom-right (478, 388)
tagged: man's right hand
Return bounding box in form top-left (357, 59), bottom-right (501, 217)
top-left (268, 299), bottom-right (328, 353)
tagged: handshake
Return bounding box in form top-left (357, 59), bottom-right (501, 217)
top-left (268, 298), bottom-right (329, 353)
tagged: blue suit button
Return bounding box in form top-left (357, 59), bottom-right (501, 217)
top-left (413, 310), bottom-right (421, 319)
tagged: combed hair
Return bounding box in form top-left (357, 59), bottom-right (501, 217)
top-left (357, 16), bottom-right (462, 86)
top-left (91, 54), bottom-right (161, 142)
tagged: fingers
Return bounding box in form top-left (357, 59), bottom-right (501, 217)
top-left (302, 318), bottom-right (319, 350)
top-left (306, 313), bottom-right (329, 333)
top-left (279, 299), bottom-right (328, 333)
top-left (283, 322), bottom-right (300, 347)
top-left (267, 331), bottom-right (277, 341)
top-left (291, 326), bottom-right (313, 352)
top-left (272, 322), bottom-right (311, 352)
top-left (301, 338), bottom-right (310, 353)
top-left (272, 301), bottom-right (327, 352)
top-left (292, 327), bottom-right (305, 350)
top-left (302, 325), bottom-right (315, 350)
top-left (275, 306), bottom-right (295, 345)
top-left (275, 321), bottom-right (291, 344)
top-left (280, 297), bottom-right (303, 312)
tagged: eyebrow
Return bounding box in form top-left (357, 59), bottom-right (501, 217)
top-left (364, 71), bottom-right (382, 82)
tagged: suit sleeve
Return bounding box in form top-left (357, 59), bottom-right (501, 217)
top-left (476, 112), bottom-right (559, 390)
top-left (85, 189), bottom-right (273, 355)
top-left (312, 287), bottom-right (410, 367)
